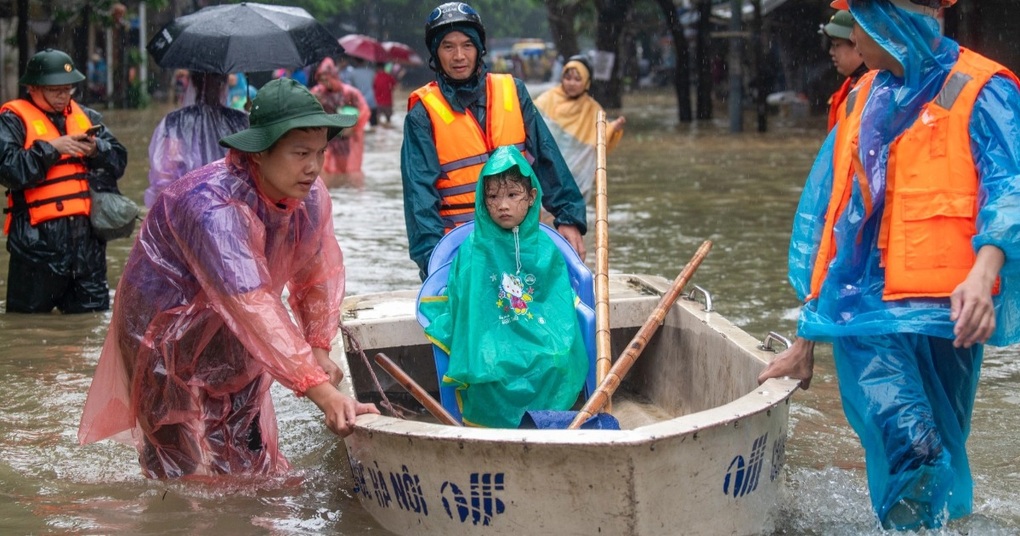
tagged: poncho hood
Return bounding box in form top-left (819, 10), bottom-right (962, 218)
top-left (473, 144), bottom-right (542, 242)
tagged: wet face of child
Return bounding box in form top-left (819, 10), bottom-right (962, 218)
top-left (484, 173), bottom-right (537, 230)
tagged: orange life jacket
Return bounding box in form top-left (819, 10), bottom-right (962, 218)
top-left (808, 70), bottom-right (876, 301)
top-left (826, 77), bottom-right (854, 132)
top-left (1, 99), bottom-right (92, 234)
top-left (809, 48), bottom-right (1017, 301)
top-left (409, 73), bottom-right (529, 232)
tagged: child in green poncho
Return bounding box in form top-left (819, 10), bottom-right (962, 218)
top-left (420, 145), bottom-right (589, 428)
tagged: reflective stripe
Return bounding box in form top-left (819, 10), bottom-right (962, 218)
top-left (440, 145), bottom-right (529, 174)
top-left (517, 143), bottom-right (534, 164)
top-left (501, 75), bottom-right (515, 111)
top-left (438, 182), bottom-right (477, 197)
top-left (422, 92), bottom-right (455, 124)
top-left (442, 212), bottom-right (476, 228)
top-left (934, 72), bottom-right (973, 111)
top-left (440, 153), bottom-right (489, 173)
top-left (440, 202), bottom-right (474, 211)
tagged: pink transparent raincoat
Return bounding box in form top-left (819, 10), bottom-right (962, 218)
top-left (310, 59), bottom-right (370, 178)
top-left (78, 151), bottom-right (344, 479)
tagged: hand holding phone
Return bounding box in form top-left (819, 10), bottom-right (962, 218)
top-left (85, 125), bottom-right (102, 137)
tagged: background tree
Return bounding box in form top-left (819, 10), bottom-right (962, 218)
top-left (589, 0), bottom-right (634, 108)
top-left (651, 0), bottom-right (690, 122)
top-left (543, 0), bottom-right (587, 59)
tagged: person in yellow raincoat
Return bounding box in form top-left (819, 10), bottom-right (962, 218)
top-left (534, 55), bottom-right (625, 202)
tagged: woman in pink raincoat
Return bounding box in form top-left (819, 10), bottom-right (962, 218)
top-left (77, 79), bottom-right (378, 479)
top-left (310, 58), bottom-right (370, 187)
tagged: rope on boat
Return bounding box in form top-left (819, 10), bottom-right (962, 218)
top-left (340, 323), bottom-right (407, 419)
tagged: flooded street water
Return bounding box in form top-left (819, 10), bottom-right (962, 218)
top-left (1, 90), bottom-right (1018, 535)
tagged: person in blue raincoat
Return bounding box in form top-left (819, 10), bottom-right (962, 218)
top-left (419, 145), bottom-right (588, 428)
top-left (401, 2), bottom-right (587, 281)
top-left (227, 73), bottom-right (257, 111)
top-left (758, 0), bottom-right (1020, 530)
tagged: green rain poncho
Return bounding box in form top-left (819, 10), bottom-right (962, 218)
top-left (420, 145), bottom-right (588, 428)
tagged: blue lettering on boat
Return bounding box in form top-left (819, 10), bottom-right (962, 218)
top-left (348, 457), bottom-right (430, 515)
top-left (441, 472), bottom-right (506, 525)
top-left (723, 432), bottom-right (768, 498)
top-left (390, 465), bottom-right (429, 515)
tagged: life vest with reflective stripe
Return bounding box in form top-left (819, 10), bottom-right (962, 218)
top-left (1, 99), bottom-right (92, 234)
top-left (409, 73), bottom-right (529, 232)
top-left (809, 48), bottom-right (1016, 301)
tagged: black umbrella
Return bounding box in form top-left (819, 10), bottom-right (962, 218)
top-left (147, 2), bottom-right (343, 74)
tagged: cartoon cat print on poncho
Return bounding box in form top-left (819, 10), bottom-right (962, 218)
top-left (497, 271), bottom-right (536, 321)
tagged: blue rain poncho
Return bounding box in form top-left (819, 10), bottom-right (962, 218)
top-left (419, 146), bottom-right (588, 428)
top-left (788, 1), bottom-right (1020, 529)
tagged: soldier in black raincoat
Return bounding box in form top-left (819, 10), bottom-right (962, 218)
top-left (0, 49), bottom-right (128, 313)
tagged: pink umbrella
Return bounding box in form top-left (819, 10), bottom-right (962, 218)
top-left (382, 41), bottom-right (423, 66)
top-left (339, 34), bottom-right (387, 63)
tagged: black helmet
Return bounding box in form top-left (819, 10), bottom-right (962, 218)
top-left (19, 48), bottom-right (86, 86)
top-left (424, 2), bottom-right (486, 54)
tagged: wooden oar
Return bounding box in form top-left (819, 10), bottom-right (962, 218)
top-left (373, 352), bottom-right (462, 427)
top-left (594, 111), bottom-right (612, 403)
top-left (568, 240), bottom-right (713, 429)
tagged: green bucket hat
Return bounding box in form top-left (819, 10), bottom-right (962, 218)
top-left (820, 10), bottom-right (854, 41)
top-left (220, 78), bottom-right (357, 152)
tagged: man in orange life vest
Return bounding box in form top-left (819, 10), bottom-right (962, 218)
top-left (820, 10), bottom-right (868, 131)
top-left (0, 49), bottom-right (127, 313)
top-left (758, 0), bottom-right (1020, 530)
top-left (401, 2), bottom-right (587, 280)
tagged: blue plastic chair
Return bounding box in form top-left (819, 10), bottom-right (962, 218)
top-left (416, 222), bottom-right (597, 424)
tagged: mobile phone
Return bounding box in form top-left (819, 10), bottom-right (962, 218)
top-left (85, 125), bottom-right (102, 137)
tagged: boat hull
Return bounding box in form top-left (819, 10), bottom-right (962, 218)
top-left (335, 274), bottom-right (799, 536)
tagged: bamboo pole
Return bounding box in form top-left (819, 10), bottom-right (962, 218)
top-left (373, 352), bottom-right (462, 427)
top-left (568, 240), bottom-right (713, 429)
top-left (594, 111), bottom-right (612, 404)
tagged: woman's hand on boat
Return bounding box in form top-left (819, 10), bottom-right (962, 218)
top-left (305, 382), bottom-right (380, 437)
top-left (557, 224), bottom-right (586, 261)
top-left (757, 337), bottom-right (815, 390)
top-left (313, 347), bottom-right (343, 386)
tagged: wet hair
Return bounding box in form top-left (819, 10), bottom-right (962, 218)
top-left (191, 72), bottom-right (228, 105)
top-left (484, 167), bottom-right (531, 193)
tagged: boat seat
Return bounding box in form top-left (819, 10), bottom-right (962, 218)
top-left (416, 222), bottom-right (597, 424)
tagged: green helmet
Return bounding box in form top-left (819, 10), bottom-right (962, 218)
top-left (19, 48), bottom-right (86, 86)
top-left (820, 10), bottom-right (854, 41)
